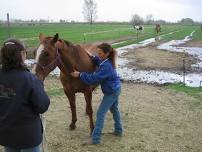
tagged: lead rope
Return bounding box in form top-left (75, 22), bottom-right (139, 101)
top-left (40, 114), bottom-right (48, 152)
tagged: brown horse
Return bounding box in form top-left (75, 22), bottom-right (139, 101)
top-left (32, 33), bottom-right (98, 134)
top-left (155, 24), bottom-right (161, 33)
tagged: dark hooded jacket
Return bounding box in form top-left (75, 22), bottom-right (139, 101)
top-left (0, 69), bottom-right (50, 149)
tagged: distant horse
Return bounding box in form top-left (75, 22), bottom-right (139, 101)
top-left (133, 25), bottom-right (144, 31)
top-left (32, 33), bottom-right (98, 134)
top-left (155, 24), bottom-right (161, 33)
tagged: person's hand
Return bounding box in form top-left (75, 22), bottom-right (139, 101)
top-left (70, 70), bottom-right (80, 78)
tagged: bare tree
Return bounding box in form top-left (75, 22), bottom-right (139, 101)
top-left (131, 14), bottom-right (144, 27)
top-left (145, 14), bottom-right (154, 25)
top-left (83, 0), bottom-right (97, 25)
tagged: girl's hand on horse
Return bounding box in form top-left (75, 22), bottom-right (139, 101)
top-left (70, 70), bottom-right (80, 78)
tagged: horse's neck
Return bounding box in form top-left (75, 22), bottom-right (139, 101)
top-left (59, 44), bottom-right (94, 73)
top-left (58, 46), bottom-right (75, 74)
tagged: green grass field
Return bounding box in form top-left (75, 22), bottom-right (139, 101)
top-left (0, 23), bottom-right (201, 47)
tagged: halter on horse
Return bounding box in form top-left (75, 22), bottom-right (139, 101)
top-left (32, 33), bottom-right (97, 134)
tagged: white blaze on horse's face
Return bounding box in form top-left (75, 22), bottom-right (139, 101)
top-left (32, 44), bottom-right (44, 74)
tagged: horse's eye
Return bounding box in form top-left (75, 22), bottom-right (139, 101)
top-left (43, 51), bottom-right (49, 56)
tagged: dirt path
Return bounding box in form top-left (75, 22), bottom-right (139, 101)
top-left (0, 77), bottom-right (201, 152)
top-left (14, 76), bottom-right (200, 152)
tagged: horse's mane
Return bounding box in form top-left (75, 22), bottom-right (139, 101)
top-left (63, 40), bottom-right (73, 47)
top-left (61, 39), bottom-right (95, 72)
top-left (60, 39), bottom-right (84, 72)
top-left (63, 39), bottom-right (83, 56)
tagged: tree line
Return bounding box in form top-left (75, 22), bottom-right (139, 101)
top-left (0, 0), bottom-right (201, 26)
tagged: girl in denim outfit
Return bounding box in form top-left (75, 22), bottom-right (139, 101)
top-left (70, 43), bottom-right (123, 145)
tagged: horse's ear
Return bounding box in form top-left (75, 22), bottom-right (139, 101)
top-left (39, 33), bottom-right (45, 42)
top-left (52, 33), bottom-right (59, 44)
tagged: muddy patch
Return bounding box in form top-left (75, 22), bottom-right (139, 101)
top-left (121, 46), bottom-right (197, 73)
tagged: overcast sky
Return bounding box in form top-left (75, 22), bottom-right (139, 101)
top-left (0, 0), bottom-right (202, 22)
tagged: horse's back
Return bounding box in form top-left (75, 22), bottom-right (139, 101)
top-left (59, 43), bottom-right (98, 93)
top-left (80, 43), bottom-right (99, 56)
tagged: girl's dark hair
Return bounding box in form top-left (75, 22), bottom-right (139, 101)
top-left (0, 39), bottom-right (27, 72)
top-left (98, 43), bottom-right (117, 68)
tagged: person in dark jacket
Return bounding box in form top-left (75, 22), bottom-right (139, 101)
top-left (0, 39), bottom-right (50, 152)
top-left (70, 43), bottom-right (123, 145)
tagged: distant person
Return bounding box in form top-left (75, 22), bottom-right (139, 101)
top-left (70, 43), bottom-right (123, 145)
top-left (0, 39), bottom-right (50, 152)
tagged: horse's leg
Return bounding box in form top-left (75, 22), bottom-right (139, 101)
top-left (64, 90), bottom-right (77, 130)
top-left (84, 89), bottom-right (94, 134)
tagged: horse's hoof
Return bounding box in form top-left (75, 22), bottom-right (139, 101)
top-left (69, 124), bottom-right (76, 130)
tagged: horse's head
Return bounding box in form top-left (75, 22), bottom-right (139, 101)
top-left (32, 33), bottom-right (61, 81)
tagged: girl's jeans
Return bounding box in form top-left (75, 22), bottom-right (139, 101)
top-left (4, 145), bottom-right (40, 152)
top-left (92, 88), bottom-right (123, 144)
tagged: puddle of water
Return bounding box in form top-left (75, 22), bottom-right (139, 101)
top-left (116, 30), bottom-right (202, 87)
top-left (157, 30), bottom-right (202, 70)
top-left (117, 68), bottom-right (202, 87)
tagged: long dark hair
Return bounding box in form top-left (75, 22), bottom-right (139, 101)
top-left (97, 43), bottom-right (117, 69)
top-left (0, 39), bottom-right (27, 72)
